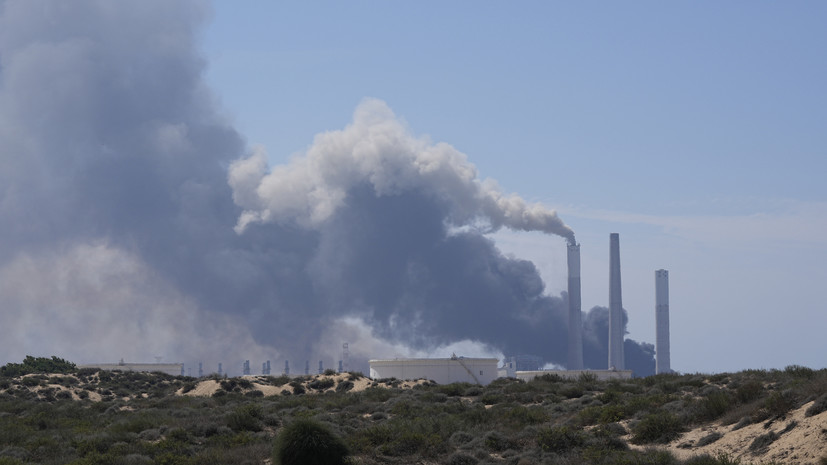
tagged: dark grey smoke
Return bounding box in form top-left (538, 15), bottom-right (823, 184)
top-left (0, 1), bottom-right (654, 376)
top-left (582, 306), bottom-right (655, 377)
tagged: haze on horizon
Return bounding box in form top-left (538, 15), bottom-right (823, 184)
top-left (1, 1), bottom-right (825, 375)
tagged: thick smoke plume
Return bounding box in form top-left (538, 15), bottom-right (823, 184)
top-left (0, 1), bottom-right (654, 376)
top-left (229, 99), bottom-right (575, 243)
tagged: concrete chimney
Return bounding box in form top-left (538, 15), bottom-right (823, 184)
top-left (655, 269), bottom-right (671, 374)
top-left (608, 233), bottom-right (625, 370)
top-left (567, 243), bottom-right (584, 370)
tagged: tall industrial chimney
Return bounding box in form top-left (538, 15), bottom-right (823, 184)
top-left (608, 233), bottom-right (625, 370)
top-left (567, 243), bottom-right (584, 370)
top-left (655, 269), bottom-right (671, 374)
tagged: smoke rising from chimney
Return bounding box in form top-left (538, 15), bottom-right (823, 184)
top-left (0, 1), bottom-right (653, 375)
top-left (229, 98), bottom-right (575, 244)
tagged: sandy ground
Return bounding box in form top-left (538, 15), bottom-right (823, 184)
top-left (178, 373), bottom-right (429, 397)
top-left (0, 372), bottom-right (427, 401)
top-left (2, 374), bottom-right (103, 401)
top-left (632, 401), bottom-right (827, 464)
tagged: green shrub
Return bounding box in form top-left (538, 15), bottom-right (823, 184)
top-left (498, 404), bottom-right (547, 428)
top-left (227, 404), bottom-right (263, 432)
top-left (599, 404), bottom-right (626, 423)
top-left (628, 448), bottom-right (679, 464)
top-left (445, 452), bottom-right (478, 465)
top-left (763, 390), bottom-right (795, 417)
top-left (685, 453), bottom-right (742, 465)
top-left (464, 386), bottom-right (483, 396)
top-left (735, 380), bottom-right (763, 403)
top-left (588, 423), bottom-right (629, 452)
top-left (731, 416), bottom-right (752, 431)
top-left (537, 426), bottom-right (585, 453)
top-left (748, 431), bottom-right (778, 452)
top-left (596, 422), bottom-right (627, 437)
top-left (361, 387), bottom-right (393, 402)
top-left (449, 431), bottom-right (474, 446)
top-left (437, 383), bottom-right (472, 397)
top-left (805, 393), bottom-right (827, 417)
top-left (560, 383), bottom-right (585, 399)
top-left (784, 365), bottom-right (815, 379)
top-left (219, 379), bottom-right (238, 391)
top-left (534, 373), bottom-right (564, 383)
top-left (336, 380), bottom-right (354, 393)
top-left (695, 391), bottom-right (735, 421)
top-left (308, 378), bottom-right (335, 390)
top-left (273, 419), bottom-right (349, 465)
top-left (483, 431), bottom-right (512, 452)
top-left (290, 383), bottom-right (305, 395)
top-left (578, 371), bottom-right (598, 387)
top-left (379, 430), bottom-right (443, 457)
top-left (631, 411), bottom-right (683, 444)
top-left (264, 375), bottom-right (291, 386)
top-left (480, 392), bottom-right (503, 405)
top-left (600, 389), bottom-right (622, 404)
top-left (696, 431), bottom-right (722, 447)
top-left (21, 377), bottom-right (42, 387)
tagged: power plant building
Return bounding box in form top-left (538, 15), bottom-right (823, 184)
top-left (79, 361), bottom-right (183, 377)
top-left (608, 233), bottom-right (625, 370)
top-left (655, 269), bottom-right (671, 374)
top-left (567, 243), bottom-right (584, 370)
top-left (369, 356), bottom-right (499, 385)
top-left (364, 233), bottom-right (671, 383)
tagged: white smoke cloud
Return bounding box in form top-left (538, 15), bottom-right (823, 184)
top-left (229, 98), bottom-right (575, 242)
top-left (315, 316), bottom-right (504, 370)
top-left (0, 242), bottom-right (275, 366)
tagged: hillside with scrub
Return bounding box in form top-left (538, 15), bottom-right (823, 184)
top-left (0, 357), bottom-right (825, 464)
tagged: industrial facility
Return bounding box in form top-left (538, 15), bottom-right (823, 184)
top-left (92, 234), bottom-right (671, 384)
top-left (366, 233), bottom-right (672, 385)
top-left (79, 360), bottom-right (183, 377)
top-left (369, 355), bottom-right (499, 385)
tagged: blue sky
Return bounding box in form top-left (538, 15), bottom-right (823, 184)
top-left (202, 2), bottom-right (827, 373)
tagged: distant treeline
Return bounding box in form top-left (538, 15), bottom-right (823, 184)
top-left (0, 355), bottom-right (76, 377)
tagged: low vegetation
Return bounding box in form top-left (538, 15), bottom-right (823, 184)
top-left (0, 357), bottom-right (824, 464)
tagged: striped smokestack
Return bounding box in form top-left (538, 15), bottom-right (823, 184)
top-left (567, 243), bottom-right (583, 370)
top-left (608, 233), bottom-right (625, 370)
top-left (655, 269), bottom-right (671, 374)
